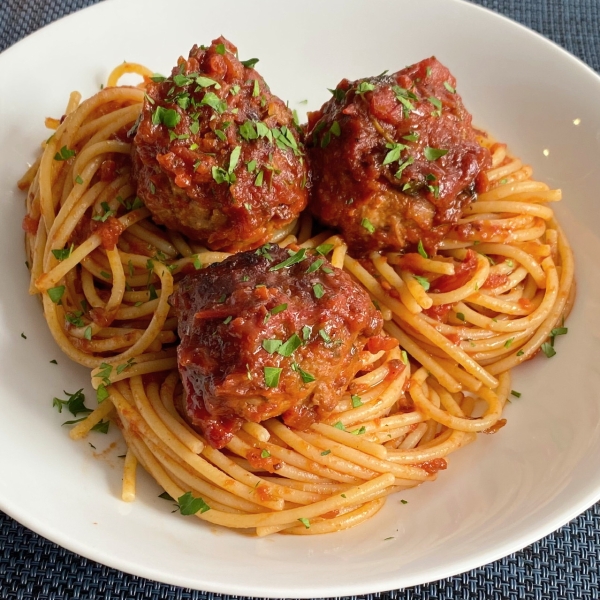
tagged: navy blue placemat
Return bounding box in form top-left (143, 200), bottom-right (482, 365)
top-left (1, 1), bottom-right (599, 598)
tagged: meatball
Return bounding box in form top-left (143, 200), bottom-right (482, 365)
top-left (170, 244), bottom-right (384, 448)
top-left (306, 57), bottom-right (491, 254)
top-left (132, 37), bottom-right (309, 252)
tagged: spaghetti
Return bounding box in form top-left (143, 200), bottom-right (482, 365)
top-left (19, 62), bottom-right (574, 536)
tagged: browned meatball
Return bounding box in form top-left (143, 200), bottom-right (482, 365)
top-left (132, 37), bottom-right (309, 252)
top-left (170, 244), bottom-right (385, 449)
top-left (306, 57), bottom-right (490, 254)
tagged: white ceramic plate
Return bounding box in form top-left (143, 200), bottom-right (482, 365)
top-left (1, 0), bottom-right (599, 596)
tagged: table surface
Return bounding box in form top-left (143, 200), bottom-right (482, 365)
top-left (1, 1), bottom-right (599, 598)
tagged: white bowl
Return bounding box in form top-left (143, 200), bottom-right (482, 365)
top-left (0, 0), bottom-right (599, 596)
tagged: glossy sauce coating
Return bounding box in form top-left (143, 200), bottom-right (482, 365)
top-left (306, 57), bottom-right (490, 254)
top-left (133, 37), bottom-right (309, 252)
top-left (170, 245), bottom-right (383, 448)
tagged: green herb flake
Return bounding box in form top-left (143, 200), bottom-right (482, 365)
top-left (241, 57), bottom-right (259, 68)
top-left (444, 81), bottom-right (456, 94)
top-left (177, 491), bottom-right (211, 515)
top-left (424, 147), bottom-right (449, 161)
top-left (315, 243), bottom-right (334, 256)
top-left (400, 499), bottom-right (408, 504)
top-left (277, 334), bottom-right (303, 357)
top-left (361, 218), bottom-right (375, 234)
top-left (504, 338), bottom-right (514, 348)
top-left (264, 366), bottom-right (282, 388)
top-left (413, 275), bottom-right (430, 291)
top-left (333, 421), bottom-right (345, 431)
top-left (159, 491), bottom-right (174, 501)
top-left (456, 312), bottom-right (465, 322)
top-left (382, 142), bottom-right (406, 166)
top-left (270, 303), bottom-right (288, 316)
top-left (351, 395), bottom-right (363, 408)
top-left (320, 449), bottom-right (331, 456)
top-left (395, 155), bottom-right (414, 178)
top-left (152, 106), bottom-right (181, 128)
top-left (269, 248), bottom-right (307, 271)
top-left (96, 384), bottom-right (109, 403)
top-left (313, 283), bottom-right (325, 299)
top-left (252, 79), bottom-right (260, 97)
top-left (254, 170), bottom-right (264, 187)
top-left (402, 132), bottom-right (419, 142)
top-left (511, 390), bottom-right (522, 398)
top-left (52, 244), bottom-right (74, 261)
top-left (417, 240), bottom-right (428, 259)
top-left (401, 350), bottom-right (409, 365)
top-left (262, 339), bottom-right (283, 354)
top-left (516, 350), bottom-right (525, 357)
top-left (260, 449), bottom-right (271, 458)
top-left (292, 362), bottom-right (316, 384)
top-left (305, 259), bottom-right (324, 274)
top-left (47, 286), bottom-right (65, 304)
top-left (54, 146), bottom-right (76, 161)
top-left (297, 517), bottom-right (311, 529)
top-left (50, 359), bottom-right (58, 364)
top-left (91, 420), bottom-right (110, 434)
top-left (318, 329), bottom-right (332, 343)
top-left (20, 332), bottom-right (27, 339)
top-left (541, 342), bottom-right (556, 358)
top-left (215, 43), bottom-right (226, 55)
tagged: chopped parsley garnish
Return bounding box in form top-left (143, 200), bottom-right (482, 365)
top-left (52, 388), bottom-right (90, 417)
top-left (305, 259), bottom-right (324, 274)
top-left (47, 286), bottom-right (65, 304)
top-left (75, 175), bottom-right (84, 185)
top-left (541, 342), bottom-right (556, 358)
top-left (428, 96), bottom-right (443, 117)
top-left (200, 92), bottom-right (227, 114)
top-left (444, 81), bottom-right (456, 94)
top-left (302, 325), bottom-right (311, 340)
top-left (400, 499), bottom-right (408, 504)
top-left (315, 243), bottom-right (334, 256)
top-left (158, 492), bottom-right (174, 501)
top-left (20, 333), bottom-right (26, 339)
top-left (333, 422), bottom-right (345, 430)
top-left (52, 244), bottom-right (74, 261)
top-left (417, 240), bottom-right (428, 259)
top-left (350, 426), bottom-right (366, 435)
top-left (402, 132), bottom-right (419, 142)
top-left (83, 326), bottom-right (92, 340)
top-left (96, 384), bottom-right (110, 403)
top-left (264, 366), bottom-right (282, 388)
top-left (382, 142), bottom-right (406, 166)
top-left (91, 420), bottom-right (110, 434)
top-left (252, 79), bottom-right (260, 97)
top-left (356, 82), bottom-right (375, 95)
top-left (92, 201), bottom-right (116, 222)
top-left (395, 156), bottom-right (414, 178)
top-left (329, 88), bottom-right (346, 102)
top-left (241, 58), bottom-right (259, 68)
top-left (215, 43), bottom-right (226, 55)
top-left (270, 303), bottom-right (287, 316)
top-left (361, 218), bottom-right (375, 234)
top-left (401, 350), bottom-right (409, 365)
top-left (413, 275), bottom-right (430, 291)
top-left (260, 449), bottom-right (271, 458)
top-left (262, 339), bottom-right (282, 354)
top-left (516, 350), bottom-right (525, 356)
top-left (297, 518), bottom-right (310, 529)
top-left (511, 390), bottom-right (522, 398)
top-left (176, 491), bottom-right (211, 515)
top-left (50, 359), bottom-right (58, 365)
top-left (392, 86), bottom-right (417, 114)
top-left (270, 248), bottom-right (307, 271)
top-left (292, 362), bottom-right (315, 383)
top-left (551, 326), bottom-right (568, 338)
top-left (278, 334), bottom-right (303, 357)
top-left (318, 329), bottom-right (332, 344)
top-left (424, 147), bottom-right (449, 161)
top-left (504, 338), bottom-right (514, 348)
top-left (321, 449), bottom-right (331, 456)
top-left (351, 395), bottom-right (363, 408)
top-left (456, 312), bottom-right (465, 322)
top-left (312, 283), bottom-right (325, 299)
top-left (54, 146), bottom-right (76, 161)
top-left (254, 170), bottom-right (264, 186)
top-left (152, 106), bottom-right (181, 128)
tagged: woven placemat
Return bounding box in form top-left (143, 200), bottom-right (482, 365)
top-left (1, 1), bottom-right (599, 598)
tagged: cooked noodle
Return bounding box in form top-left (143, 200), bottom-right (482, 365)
top-left (19, 64), bottom-right (574, 535)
